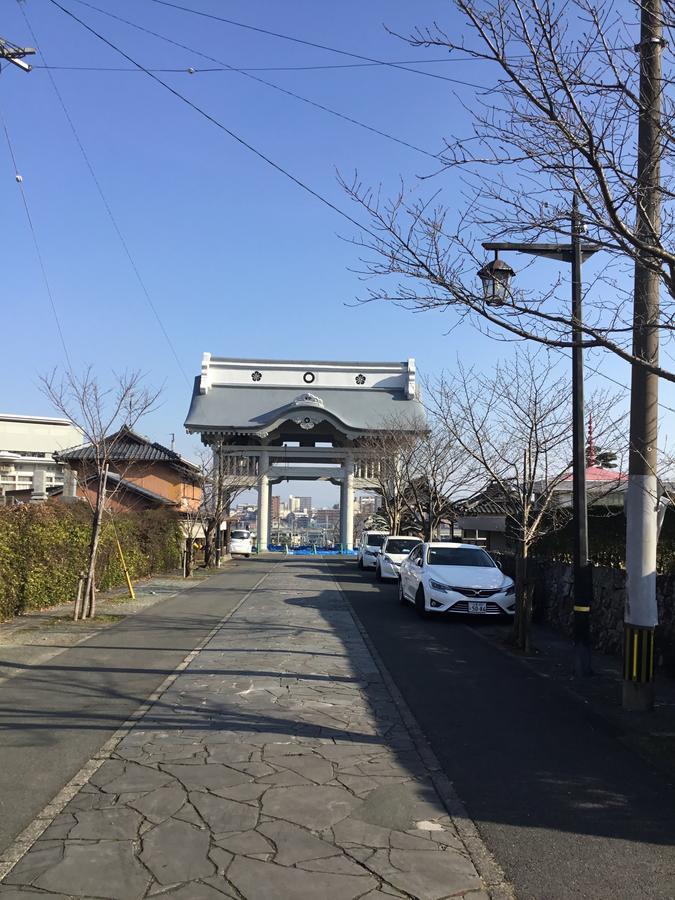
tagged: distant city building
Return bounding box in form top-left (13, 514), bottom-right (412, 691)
top-left (314, 507), bottom-right (340, 526)
top-left (289, 494), bottom-right (312, 515)
top-left (0, 413), bottom-right (83, 504)
top-left (271, 495), bottom-right (280, 520)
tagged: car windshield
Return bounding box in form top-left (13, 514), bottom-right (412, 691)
top-left (366, 534), bottom-right (386, 547)
top-left (231, 531), bottom-right (249, 540)
top-left (427, 547), bottom-right (496, 568)
top-left (385, 539), bottom-right (419, 555)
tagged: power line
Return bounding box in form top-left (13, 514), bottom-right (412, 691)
top-left (554, 346), bottom-right (675, 417)
top-left (144, 0), bottom-right (487, 90)
top-left (0, 102), bottom-right (72, 370)
top-left (49, 0), bottom-right (382, 242)
top-left (19, 2), bottom-right (191, 385)
top-left (32, 57), bottom-right (470, 73)
top-left (69, 0), bottom-right (440, 161)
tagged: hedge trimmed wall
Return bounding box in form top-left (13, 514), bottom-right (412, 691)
top-left (0, 501), bottom-right (183, 620)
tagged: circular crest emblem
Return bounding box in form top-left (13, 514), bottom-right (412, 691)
top-left (355, 373), bottom-right (366, 385)
top-left (303, 371), bottom-right (315, 384)
top-left (251, 371), bottom-right (262, 382)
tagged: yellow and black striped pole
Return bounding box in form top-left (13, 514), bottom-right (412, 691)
top-left (623, 624), bottom-right (655, 687)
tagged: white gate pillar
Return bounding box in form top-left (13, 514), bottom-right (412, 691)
top-left (267, 481), bottom-right (274, 546)
top-left (340, 455), bottom-right (355, 551)
top-left (257, 449), bottom-right (269, 552)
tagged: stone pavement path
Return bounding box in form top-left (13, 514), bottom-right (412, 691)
top-left (0, 561), bottom-right (491, 900)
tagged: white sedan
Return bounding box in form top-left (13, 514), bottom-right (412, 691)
top-left (375, 535), bottom-right (421, 581)
top-left (399, 542), bottom-right (515, 618)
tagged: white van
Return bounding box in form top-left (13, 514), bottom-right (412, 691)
top-left (357, 531), bottom-right (388, 570)
top-left (229, 529), bottom-right (253, 557)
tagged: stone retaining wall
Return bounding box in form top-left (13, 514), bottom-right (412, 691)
top-left (496, 554), bottom-right (675, 672)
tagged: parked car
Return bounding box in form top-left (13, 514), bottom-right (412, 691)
top-left (398, 542), bottom-right (515, 618)
top-left (229, 529), bottom-right (253, 557)
top-left (357, 530), bottom-right (388, 569)
top-left (375, 535), bottom-right (421, 581)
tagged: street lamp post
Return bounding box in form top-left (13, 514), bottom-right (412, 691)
top-left (478, 195), bottom-right (599, 676)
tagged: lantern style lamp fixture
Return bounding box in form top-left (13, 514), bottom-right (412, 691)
top-left (477, 253), bottom-right (515, 306)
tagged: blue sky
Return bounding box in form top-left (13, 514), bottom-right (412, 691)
top-left (2, 0), bottom-right (673, 506)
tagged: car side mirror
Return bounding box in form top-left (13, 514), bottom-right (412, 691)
top-left (416, 558), bottom-right (423, 568)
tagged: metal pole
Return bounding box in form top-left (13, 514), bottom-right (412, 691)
top-left (624, 0), bottom-right (663, 711)
top-left (571, 194), bottom-right (592, 676)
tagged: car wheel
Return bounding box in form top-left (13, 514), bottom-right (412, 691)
top-left (245, 554), bottom-right (251, 558)
top-left (376, 565), bottom-right (383, 582)
top-left (358, 557), bottom-right (364, 569)
top-left (415, 586), bottom-right (429, 619)
top-left (398, 580), bottom-right (408, 605)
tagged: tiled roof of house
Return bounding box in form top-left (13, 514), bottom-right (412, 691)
top-left (55, 426), bottom-right (199, 476)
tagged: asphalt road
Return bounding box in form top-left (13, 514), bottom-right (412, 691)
top-left (330, 558), bottom-right (675, 900)
top-left (0, 558), bottom-right (276, 856)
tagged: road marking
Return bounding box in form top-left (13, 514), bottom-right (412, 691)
top-left (0, 566), bottom-right (273, 882)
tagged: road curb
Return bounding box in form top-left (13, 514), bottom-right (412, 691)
top-left (328, 564), bottom-right (516, 900)
top-left (0, 566), bottom-right (274, 883)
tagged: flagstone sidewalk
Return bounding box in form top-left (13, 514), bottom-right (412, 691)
top-left (0, 561), bottom-right (497, 900)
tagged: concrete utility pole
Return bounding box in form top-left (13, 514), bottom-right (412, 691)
top-left (0, 37), bottom-right (35, 72)
top-left (570, 194), bottom-right (592, 677)
top-left (624, 0), bottom-right (664, 711)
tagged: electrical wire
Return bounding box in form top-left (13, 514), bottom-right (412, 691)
top-left (20, 1), bottom-right (191, 384)
top-left (553, 347), bottom-right (675, 419)
top-left (68, 0), bottom-right (440, 161)
top-left (48, 0), bottom-right (382, 242)
top-left (32, 57), bottom-right (468, 73)
top-left (0, 101), bottom-right (73, 370)
top-left (143, 0), bottom-right (488, 90)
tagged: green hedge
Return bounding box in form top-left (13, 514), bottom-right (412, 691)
top-left (0, 502), bottom-right (183, 620)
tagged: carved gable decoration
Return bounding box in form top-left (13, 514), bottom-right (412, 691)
top-left (291, 392), bottom-right (324, 409)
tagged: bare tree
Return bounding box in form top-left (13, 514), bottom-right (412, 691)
top-left (41, 368), bottom-right (160, 619)
top-left (356, 420), bottom-right (425, 533)
top-left (399, 423), bottom-right (477, 540)
top-left (342, 0), bottom-right (675, 381)
top-left (180, 448), bottom-right (212, 577)
top-left (432, 350), bottom-right (622, 651)
top-left (202, 440), bottom-right (250, 567)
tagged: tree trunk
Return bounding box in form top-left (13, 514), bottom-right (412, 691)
top-left (185, 537), bottom-right (194, 577)
top-left (81, 465), bottom-right (107, 620)
top-left (512, 542), bottom-right (533, 653)
top-left (204, 520), bottom-right (215, 568)
top-left (225, 499), bottom-right (232, 556)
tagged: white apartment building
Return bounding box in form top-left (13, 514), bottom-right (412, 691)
top-left (0, 414), bottom-right (83, 502)
top-left (289, 495), bottom-right (312, 514)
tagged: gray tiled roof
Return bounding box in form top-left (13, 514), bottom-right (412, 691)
top-left (184, 382), bottom-right (426, 434)
top-left (55, 426), bottom-right (199, 474)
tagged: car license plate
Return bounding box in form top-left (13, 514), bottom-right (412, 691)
top-left (468, 601), bottom-right (487, 614)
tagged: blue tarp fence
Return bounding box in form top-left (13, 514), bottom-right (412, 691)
top-left (265, 544), bottom-right (357, 556)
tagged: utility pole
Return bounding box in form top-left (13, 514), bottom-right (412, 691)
top-left (571, 194), bottom-right (592, 677)
top-left (0, 37), bottom-right (35, 72)
top-left (624, 0), bottom-right (663, 711)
